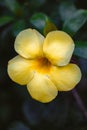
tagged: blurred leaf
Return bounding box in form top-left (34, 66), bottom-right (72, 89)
top-left (43, 20), bottom-right (57, 36)
top-left (42, 95), bottom-right (69, 127)
top-left (0, 0), bottom-right (5, 6)
top-left (5, 0), bottom-right (22, 15)
top-left (79, 58), bottom-right (87, 76)
top-left (29, 0), bottom-right (45, 8)
top-left (8, 121), bottom-right (30, 130)
top-left (22, 100), bottom-right (43, 125)
top-left (30, 13), bottom-right (48, 33)
top-left (23, 94), bottom-right (69, 127)
top-left (74, 41), bottom-right (87, 59)
top-left (59, 1), bottom-right (77, 21)
top-left (63, 10), bottom-right (87, 36)
top-left (0, 16), bottom-right (14, 27)
top-left (68, 101), bottom-right (86, 126)
top-left (12, 20), bottom-right (26, 36)
top-left (30, 12), bottom-right (57, 35)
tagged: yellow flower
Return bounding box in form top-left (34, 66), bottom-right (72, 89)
top-left (7, 28), bottom-right (81, 103)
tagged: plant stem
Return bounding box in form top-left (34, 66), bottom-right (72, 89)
top-left (72, 89), bottom-right (87, 119)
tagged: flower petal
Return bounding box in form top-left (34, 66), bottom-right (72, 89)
top-left (7, 55), bottom-right (35, 85)
top-left (14, 28), bottom-right (44, 59)
top-left (49, 64), bottom-right (81, 91)
top-left (43, 31), bottom-right (74, 66)
top-left (27, 73), bottom-right (58, 103)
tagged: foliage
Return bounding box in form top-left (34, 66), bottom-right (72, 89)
top-left (0, 0), bottom-right (87, 130)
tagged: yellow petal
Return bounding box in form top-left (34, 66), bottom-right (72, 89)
top-left (43, 31), bottom-right (74, 66)
top-left (14, 28), bottom-right (44, 59)
top-left (50, 64), bottom-right (81, 91)
top-left (7, 55), bottom-right (34, 85)
top-left (27, 73), bottom-right (58, 103)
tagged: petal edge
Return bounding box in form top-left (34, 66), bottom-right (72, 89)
top-left (14, 28), bottom-right (44, 59)
top-left (49, 64), bottom-right (81, 91)
top-left (27, 73), bottom-right (58, 103)
top-left (43, 31), bottom-right (74, 66)
top-left (7, 55), bottom-right (34, 85)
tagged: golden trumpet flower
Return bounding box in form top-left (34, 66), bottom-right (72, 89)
top-left (7, 29), bottom-right (81, 103)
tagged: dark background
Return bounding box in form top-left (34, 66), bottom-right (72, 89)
top-left (0, 0), bottom-right (87, 130)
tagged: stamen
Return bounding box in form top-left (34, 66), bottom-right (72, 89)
top-left (38, 57), bottom-right (51, 66)
top-left (35, 57), bottom-right (52, 74)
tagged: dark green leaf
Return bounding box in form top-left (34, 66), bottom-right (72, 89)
top-left (74, 41), bottom-right (87, 59)
top-left (12, 20), bottom-right (26, 37)
top-left (43, 20), bottom-right (57, 36)
top-left (0, 16), bottom-right (14, 27)
top-left (63, 10), bottom-right (87, 36)
top-left (30, 13), bottom-right (48, 33)
top-left (5, 0), bottom-right (22, 15)
top-left (0, 0), bottom-right (5, 6)
top-left (79, 58), bottom-right (87, 76)
top-left (29, 0), bottom-right (45, 8)
top-left (59, 1), bottom-right (77, 21)
top-left (30, 13), bottom-right (57, 35)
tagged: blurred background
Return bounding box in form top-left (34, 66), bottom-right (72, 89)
top-left (0, 0), bottom-right (87, 130)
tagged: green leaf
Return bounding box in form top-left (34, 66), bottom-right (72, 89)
top-left (5, 0), bottom-right (22, 15)
top-left (59, 1), bottom-right (77, 21)
top-left (12, 20), bottom-right (26, 37)
top-left (63, 10), bottom-right (87, 36)
top-left (74, 41), bottom-right (87, 59)
top-left (0, 16), bottom-right (14, 27)
top-left (29, 0), bottom-right (45, 8)
top-left (43, 20), bottom-right (57, 36)
top-left (30, 12), bottom-right (57, 35)
top-left (30, 13), bottom-right (48, 33)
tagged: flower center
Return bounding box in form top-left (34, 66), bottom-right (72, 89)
top-left (34, 57), bottom-right (52, 74)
